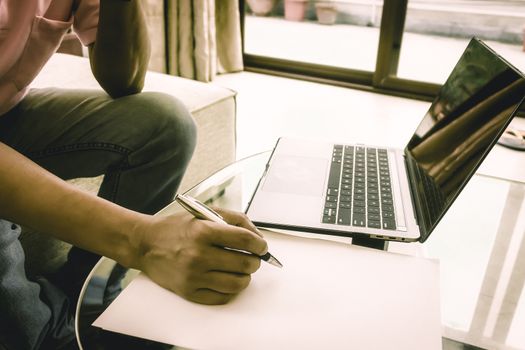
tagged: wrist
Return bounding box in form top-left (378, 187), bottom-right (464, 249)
top-left (117, 212), bottom-right (153, 269)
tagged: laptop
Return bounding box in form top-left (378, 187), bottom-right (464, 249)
top-left (245, 38), bottom-right (525, 243)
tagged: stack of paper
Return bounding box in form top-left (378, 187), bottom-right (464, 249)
top-left (94, 230), bottom-right (441, 349)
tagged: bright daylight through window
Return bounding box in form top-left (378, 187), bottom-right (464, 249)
top-left (244, 0), bottom-right (525, 86)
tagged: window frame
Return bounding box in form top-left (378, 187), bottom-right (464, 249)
top-left (241, 0), bottom-right (440, 102)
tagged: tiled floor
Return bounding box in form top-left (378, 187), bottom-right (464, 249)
top-left (214, 71), bottom-right (429, 158)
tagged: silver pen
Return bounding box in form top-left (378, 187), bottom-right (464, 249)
top-left (175, 194), bottom-right (283, 268)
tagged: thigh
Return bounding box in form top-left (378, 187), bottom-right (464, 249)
top-left (0, 87), bottom-right (189, 180)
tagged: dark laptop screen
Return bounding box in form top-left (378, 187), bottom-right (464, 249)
top-left (405, 38), bottom-right (525, 241)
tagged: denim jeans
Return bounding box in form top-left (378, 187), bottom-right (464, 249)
top-left (0, 88), bottom-right (197, 349)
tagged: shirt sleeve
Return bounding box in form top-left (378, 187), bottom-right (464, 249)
top-left (72, 0), bottom-right (99, 46)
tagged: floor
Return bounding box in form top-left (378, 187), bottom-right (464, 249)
top-left (214, 71), bottom-right (428, 158)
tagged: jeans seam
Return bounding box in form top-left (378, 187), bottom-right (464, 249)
top-left (107, 158), bottom-right (128, 203)
top-left (28, 142), bottom-right (132, 159)
top-left (28, 142), bottom-right (132, 203)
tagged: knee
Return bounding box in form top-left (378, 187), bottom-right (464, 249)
top-left (135, 92), bottom-right (197, 163)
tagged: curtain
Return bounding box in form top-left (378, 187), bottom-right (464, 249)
top-left (144, 0), bottom-right (168, 73)
top-left (164, 0), bottom-right (244, 82)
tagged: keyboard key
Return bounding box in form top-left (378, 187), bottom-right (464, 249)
top-left (382, 205), bottom-right (394, 212)
top-left (338, 209), bottom-right (351, 225)
top-left (326, 196), bottom-right (337, 202)
top-left (325, 202), bottom-right (337, 209)
top-left (368, 220), bottom-right (381, 229)
top-left (353, 215), bottom-right (366, 227)
top-left (327, 188), bottom-right (339, 196)
top-left (382, 211), bottom-right (394, 218)
top-left (368, 207), bottom-right (380, 214)
top-left (328, 164), bottom-right (341, 188)
top-left (368, 213), bottom-right (380, 221)
top-left (323, 215), bottom-right (336, 224)
top-left (383, 219), bottom-right (396, 230)
top-left (353, 207), bottom-right (365, 214)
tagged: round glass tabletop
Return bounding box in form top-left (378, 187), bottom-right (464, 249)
top-left (75, 152), bottom-right (271, 349)
top-left (75, 151), bottom-right (525, 350)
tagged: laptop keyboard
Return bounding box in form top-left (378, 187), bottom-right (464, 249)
top-left (322, 145), bottom-right (397, 230)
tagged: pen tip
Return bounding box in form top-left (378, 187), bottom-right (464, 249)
top-left (260, 253), bottom-right (283, 268)
top-left (268, 256), bottom-right (283, 268)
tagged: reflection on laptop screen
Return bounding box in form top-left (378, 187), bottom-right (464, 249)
top-left (405, 38), bottom-right (525, 239)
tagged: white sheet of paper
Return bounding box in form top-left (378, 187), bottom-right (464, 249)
top-left (94, 231), bottom-right (441, 350)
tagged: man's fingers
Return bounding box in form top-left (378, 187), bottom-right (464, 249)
top-left (197, 271), bottom-right (252, 294)
top-left (204, 246), bottom-right (261, 274)
top-left (188, 289), bottom-right (234, 305)
top-left (213, 207), bottom-right (263, 238)
top-left (198, 221), bottom-right (268, 256)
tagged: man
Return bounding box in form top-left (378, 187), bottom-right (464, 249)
top-left (0, 1), bottom-right (267, 349)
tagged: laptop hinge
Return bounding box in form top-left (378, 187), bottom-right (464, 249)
top-left (403, 150), bottom-right (430, 241)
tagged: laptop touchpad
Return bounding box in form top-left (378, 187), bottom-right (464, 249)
top-left (262, 155), bottom-right (328, 196)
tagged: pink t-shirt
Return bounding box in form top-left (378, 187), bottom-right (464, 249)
top-left (0, 0), bottom-right (99, 116)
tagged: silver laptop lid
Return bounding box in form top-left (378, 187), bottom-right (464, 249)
top-left (404, 38), bottom-right (525, 242)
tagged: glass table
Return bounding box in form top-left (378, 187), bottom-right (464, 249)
top-left (76, 152), bottom-right (525, 350)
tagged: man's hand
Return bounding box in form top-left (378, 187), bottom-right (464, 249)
top-left (0, 143), bottom-right (266, 305)
top-left (133, 209), bottom-right (268, 305)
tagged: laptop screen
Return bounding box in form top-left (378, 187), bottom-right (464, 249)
top-left (405, 38), bottom-right (525, 241)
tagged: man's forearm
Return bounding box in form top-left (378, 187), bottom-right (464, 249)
top-left (89, 0), bottom-right (151, 98)
top-left (0, 143), bottom-right (148, 267)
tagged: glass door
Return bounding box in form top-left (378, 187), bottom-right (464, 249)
top-left (243, 0), bottom-right (384, 73)
top-left (397, 0), bottom-right (525, 84)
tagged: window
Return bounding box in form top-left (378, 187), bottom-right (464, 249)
top-left (398, 1), bottom-right (525, 84)
top-left (244, 0), bottom-right (384, 72)
top-left (242, 0), bottom-right (525, 102)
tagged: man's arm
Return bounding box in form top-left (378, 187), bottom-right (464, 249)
top-left (88, 0), bottom-right (150, 98)
top-left (0, 143), bottom-right (267, 304)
